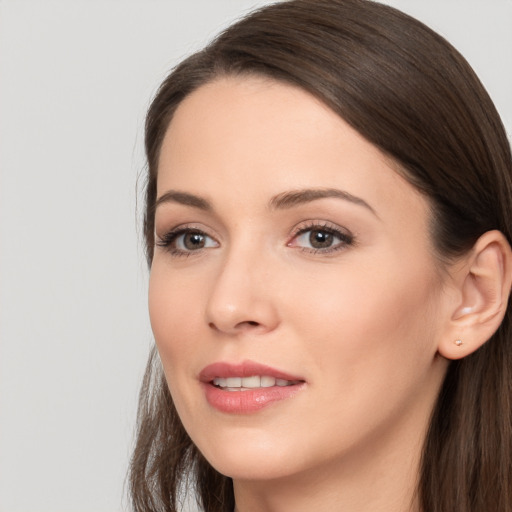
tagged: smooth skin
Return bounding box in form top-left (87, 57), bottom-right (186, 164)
top-left (149, 77), bottom-right (512, 512)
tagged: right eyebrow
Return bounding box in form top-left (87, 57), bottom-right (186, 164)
top-left (154, 190), bottom-right (212, 211)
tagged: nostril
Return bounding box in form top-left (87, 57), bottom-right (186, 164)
top-left (208, 319), bottom-right (261, 333)
top-left (234, 320), bottom-right (261, 330)
top-left (208, 320), bottom-right (260, 332)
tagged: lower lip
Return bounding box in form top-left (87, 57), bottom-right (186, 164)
top-left (203, 382), bottom-right (304, 414)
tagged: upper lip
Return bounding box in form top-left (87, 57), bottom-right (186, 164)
top-left (199, 360), bottom-right (304, 383)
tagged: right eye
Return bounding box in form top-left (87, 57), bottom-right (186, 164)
top-left (156, 228), bottom-right (219, 256)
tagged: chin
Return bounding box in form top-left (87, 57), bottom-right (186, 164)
top-left (208, 454), bottom-right (297, 482)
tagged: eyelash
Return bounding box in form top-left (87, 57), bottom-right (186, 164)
top-left (289, 221), bottom-right (354, 254)
top-left (155, 222), bottom-right (354, 257)
top-left (155, 226), bottom-right (218, 258)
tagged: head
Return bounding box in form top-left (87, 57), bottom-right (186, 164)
top-left (131, 1), bottom-right (512, 511)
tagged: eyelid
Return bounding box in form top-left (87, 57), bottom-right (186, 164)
top-left (289, 220), bottom-right (353, 238)
top-left (155, 224), bottom-right (220, 257)
top-left (288, 220), bottom-right (355, 254)
top-left (155, 221), bottom-right (220, 242)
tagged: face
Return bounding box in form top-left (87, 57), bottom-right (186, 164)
top-left (149, 77), bottom-right (450, 483)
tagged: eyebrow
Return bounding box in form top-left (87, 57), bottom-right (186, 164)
top-left (155, 187), bottom-right (376, 216)
top-left (154, 191), bottom-right (212, 211)
top-left (269, 188), bottom-right (377, 215)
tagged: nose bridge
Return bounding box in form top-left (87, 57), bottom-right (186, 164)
top-left (205, 236), bottom-right (278, 334)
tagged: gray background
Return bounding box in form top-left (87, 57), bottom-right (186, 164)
top-left (1, 1), bottom-right (510, 511)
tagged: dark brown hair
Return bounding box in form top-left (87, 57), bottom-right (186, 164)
top-left (130, 1), bottom-right (512, 511)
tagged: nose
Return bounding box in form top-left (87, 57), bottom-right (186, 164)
top-left (205, 247), bottom-right (280, 336)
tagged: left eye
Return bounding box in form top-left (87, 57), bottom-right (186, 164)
top-left (291, 226), bottom-right (353, 251)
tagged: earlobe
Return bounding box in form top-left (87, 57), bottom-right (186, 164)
top-left (438, 230), bottom-right (512, 360)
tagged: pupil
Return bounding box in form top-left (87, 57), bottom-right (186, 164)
top-left (184, 233), bottom-right (205, 250)
top-left (309, 230), bottom-right (332, 248)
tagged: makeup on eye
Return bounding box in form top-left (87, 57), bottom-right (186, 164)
top-left (156, 226), bottom-right (219, 257)
top-left (288, 221), bottom-right (354, 254)
top-left (155, 220), bottom-right (355, 256)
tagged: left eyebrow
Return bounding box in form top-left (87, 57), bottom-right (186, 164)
top-left (269, 188), bottom-right (378, 216)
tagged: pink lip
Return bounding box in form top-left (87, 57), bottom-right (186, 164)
top-left (199, 360), bottom-right (305, 414)
top-left (199, 360), bottom-right (303, 382)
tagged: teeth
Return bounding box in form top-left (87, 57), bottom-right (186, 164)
top-left (226, 377), bottom-right (242, 387)
top-left (242, 375), bottom-right (261, 388)
top-left (260, 376), bottom-right (276, 387)
top-left (212, 375), bottom-right (293, 389)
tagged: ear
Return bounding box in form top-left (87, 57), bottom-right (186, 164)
top-left (438, 230), bottom-right (512, 360)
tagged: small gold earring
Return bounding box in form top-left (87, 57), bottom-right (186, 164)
top-left (455, 339), bottom-right (463, 346)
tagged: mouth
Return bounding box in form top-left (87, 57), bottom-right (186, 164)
top-left (212, 375), bottom-right (302, 391)
top-left (199, 360), bottom-right (306, 413)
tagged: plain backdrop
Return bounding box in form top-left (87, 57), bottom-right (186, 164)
top-left (0, 1), bottom-right (510, 511)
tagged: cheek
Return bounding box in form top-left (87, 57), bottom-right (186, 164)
top-left (148, 265), bottom-right (204, 372)
top-left (148, 264), bottom-right (210, 422)
top-left (281, 262), bottom-right (443, 451)
top-left (287, 258), bottom-right (441, 378)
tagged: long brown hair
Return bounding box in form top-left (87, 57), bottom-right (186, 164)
top-left (130, 1), bottom-right (512, 510)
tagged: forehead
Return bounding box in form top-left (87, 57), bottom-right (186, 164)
top-left (157, 76), bottom-right (427, 224)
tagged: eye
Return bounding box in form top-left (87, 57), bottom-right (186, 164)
top-left (156, 227), bottom-right (219, 256)
top-left (289, 223), bottom-right (354, 253)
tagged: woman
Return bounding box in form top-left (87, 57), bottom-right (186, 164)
top-left (130, 1), bottom-right (512, 511)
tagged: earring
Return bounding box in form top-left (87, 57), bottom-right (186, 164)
top-left (455, 339), bottom-right (463, 346)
